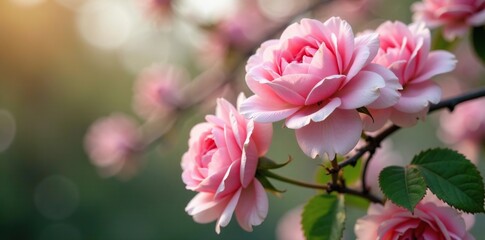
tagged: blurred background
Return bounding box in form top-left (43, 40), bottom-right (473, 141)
top-left (1, 0), bottom-right (485, 239)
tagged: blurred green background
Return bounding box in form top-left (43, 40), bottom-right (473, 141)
top-left (1, 0), bottom-right (484, 239)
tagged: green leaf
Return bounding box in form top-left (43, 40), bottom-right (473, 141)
top-left (472, 26), bottom-right (485, 64)
top-left (314, 165), bottom-right (331, 187)
top-left (379, 165), bottom-right (427, 212)
top-left (255, 171), bottom-right (285, 196)
top-left (357, 107), bottom-right (374, 122)
top-left (257, 156), bottom-right (292, 170)
top-left (301, 194), bottom-right (345, 240)
top-left (345, 194), bottom-right (370, 209)
top-left (412, 148), bottom-right (485, 213)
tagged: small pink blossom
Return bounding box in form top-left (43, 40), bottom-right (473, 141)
top-left (140, 0), bottom-right (173, 22)
top-left (355, 191), bottom-right (475, 240)
top-left (133, 64), bottom-right (187, 120)
top-left (412, 0), bottom-right (485, 40)
top-left (364, 21), bottom-right (456, 131)
top-left (438, 98), bottom-right (485, 163)
top-left (240, 17), bottom-right (401, 159)
top-left (276, 206), bottom-right (305, 240)
top-left (197, 0), bottom-right (277, 66)
top-left (84, 114), bottom-right (141, 177)
top-left (182, 94), bottom-right (272, 233)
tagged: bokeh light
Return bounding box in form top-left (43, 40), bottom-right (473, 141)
top-left (0, 110), bottom-right (15, 153)
top-left (34, 175), bottom-right (79, 220)
top-left (9, 0), bottom-right (46, 7)
top-left (77, 0), bottom-right (133, 50)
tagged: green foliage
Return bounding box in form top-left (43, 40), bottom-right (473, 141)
top-left (379, 166), bottom-right (426, 212)
top-left (255, 172), bottom-right (285, 196)
top-left (315, 157), bottom-right (361, 185)
top-left (472, 26), bottom-right (485, 64)
top-left (257, 156), bottom-right (292, 170)
top-left (344, 194), bottom-right (370, 209)
top-left (379, 148), bottom-right (485, 214)
top-left (412, 149), bottom-right (485, 213)
top-left (301, 194), bottom-right (345, 240)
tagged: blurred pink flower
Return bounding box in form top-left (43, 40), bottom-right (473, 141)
top-left (140, 0), bottom-right (173, 22)
top-left (362, 140), bottom-right (404, 198)
top-left (412, 0), bottom-right (485, 40)
top-left (240, 17), bottom-right (400, 159)
top-left (197, 0), bottom-right (277, 66)
top-left (84, 114), bottom-right (142, 178)
top-left (276, 206), bottom-right (305, 240)
top-left (355, 191), bottom-right (475, 239)
top-left (438, 98), bottom-right (485, 163)
top-left (133, 64), bottom-right (187, 120)
top-left (364, 21), bottom-right (456, 131)
top-left (182, 94), bottom-right (272, 233)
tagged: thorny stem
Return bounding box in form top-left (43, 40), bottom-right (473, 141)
top-left (335, 87), bottom-right (485, 204)
top-left (360, 151), bottom-right (375, 194)
top-left (263, 170), bottom-right (384, 204)
top-left (263, 170), bottom-right (329, 191)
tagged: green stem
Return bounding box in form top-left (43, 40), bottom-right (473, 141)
top-left (261, 170), bottom-right (384, 203)
top-left (262, 170), bottom-right (329, 191)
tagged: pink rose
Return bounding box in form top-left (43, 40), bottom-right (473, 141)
top-left (133, 64), bottom-right (187, 120)
top-left (355, 191), bottom-right (475, 239)
top-left (182, 94), bottom-right (272, 233)
top-left (84, 114), bottom-right (141, 177)
top-left (240, 17), bottom-right (401, 159)
top-left (438, 98), bottom-right (485, 163)
top-left (364, 21), bottom-right (456, 130)
top-left (412, 0), bottom-right (485, 40)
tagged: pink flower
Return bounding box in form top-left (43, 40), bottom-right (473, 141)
top-left (355, 192), bottom-right (475, 239)
top-left (364, 21), bottom-right (456, 131)
top-left (140, 0), bottom-right (173, 22)
top-left (133, 64), bottom-right (187, 120)
top-left (84, 114), bottom-right (142, 177)
top-left (182, 94), bottom-right (272, 233)
top-left (438, 98), bottom-right (485, 164)
top-left (276, 206), bottom-right (305, 240)
top-left (240, 17), bottom-right (401, 159)
top-left (412, 0), bottom-right (485, 40)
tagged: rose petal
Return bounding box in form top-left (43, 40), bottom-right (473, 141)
top-left (239, 95), bottom-right (300, 123)
top-left (285, 98), bottom-right (341, 129)
top-left (235, 180), bottom-right (268, 232)
top-left (295, 109), bottom-right (362, 159)
top-left (412, 50), bottom-right (457, 83)
top-left (336, 70), bottom-right (385, 109)
top-left (393, 81), bottom-right (441, 113)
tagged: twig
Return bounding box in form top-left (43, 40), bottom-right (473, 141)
top-left (263, 170), bottom-right (384, 204)
top-left (338, 87), bottom-right (485, 201)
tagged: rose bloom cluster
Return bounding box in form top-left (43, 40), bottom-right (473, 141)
top-left (180, 15), bottom-right (459, 234)
top-left (412, 0), bottom-right (485, 40)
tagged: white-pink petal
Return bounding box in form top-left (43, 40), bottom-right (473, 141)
top-left (285, 98), bottom-right (341, 129)
top-left (413, 50), bottom-right (457, 83)
top-left (235, 180), bottom-right (269, 232)
top-left (295, 109), bottom-right (362, 159)
top-left (239, 95), bottom-right (300, 123)
top-left (394, 81), bottom-right (441, 113)
top-left (336, 71), bottom-right (385, 109)
top-left (215, 188), bottom-right (242, 234)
